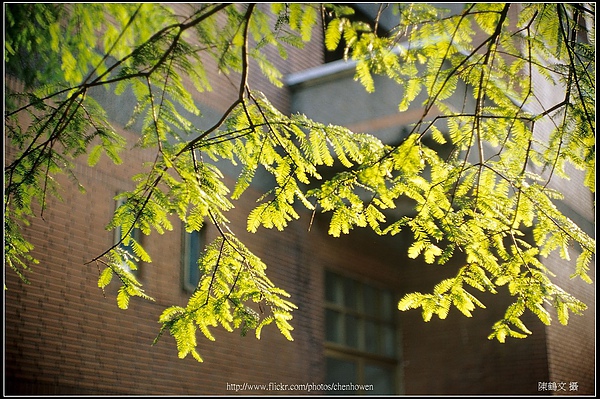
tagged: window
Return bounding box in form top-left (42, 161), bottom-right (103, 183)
top-left (182, 225), bottom-right (205, 292)
top-left (113, 197), bottom-right (142, 274)
top-left (325, 270), bottom-right (400, 394)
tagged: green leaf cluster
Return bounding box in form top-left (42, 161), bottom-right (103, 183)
top-left (4, 3), bottom-right (595, 356)
top-left (155, 233), bottom-right (296, 361)
top-left (321, 3), bottom-right (595, 341)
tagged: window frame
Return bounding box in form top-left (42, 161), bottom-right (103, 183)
top-left (324, 269), bottom-right (402, 394)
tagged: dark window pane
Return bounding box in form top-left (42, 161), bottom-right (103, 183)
top-left (364, 363), bottom-right (395, 395)
top-left (343, 277), bottom-right (358, 310)
top-left (182, 229), bottom-right (204, 291)
top-left (381, 290), bottom-right (394, 321)
top-left (326, 309), bottom-right (343, 344)
top-left (187, 230), bottom-right (202, 287)
top-left (345, 314), bottom-right (360, 349)
top-left (365, 320), bottom-right (378, 353)
top-left (363, 284), bottom-right (378, 315)
top-left (326, 357), bottom-right (357, 394)
top-left (381, 324), bottom-right (396, 357)
top-left (325, 271), bottom-right (343, 304)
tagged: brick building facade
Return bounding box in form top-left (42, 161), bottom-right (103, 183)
top-left (4, 3), bottom-right (595, 395)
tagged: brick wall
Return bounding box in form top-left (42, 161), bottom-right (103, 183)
top-left (544, 249), bottom-right (596, 395)
top-left (4, 128), bottom-right (328, 395)
top-left (4, 3), bottom-right (595, 396)
top-left (5, 4), bottom-right (327, 395)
